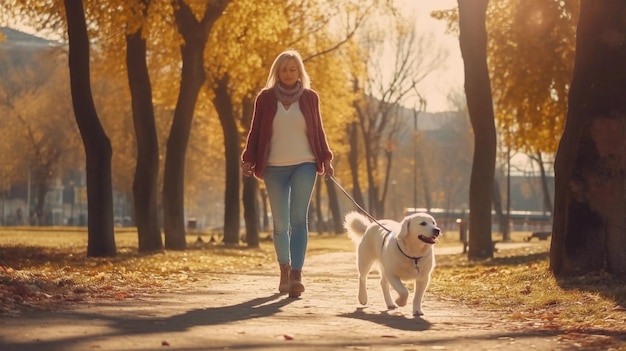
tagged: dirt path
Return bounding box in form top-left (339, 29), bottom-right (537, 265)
top-left (0, 248), bottom-right (575, 351)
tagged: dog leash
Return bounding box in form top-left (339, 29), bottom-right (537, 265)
top-left (329, 175), bottom-right (423, 271)
top-left (328, 175), bottom-right (393, 233)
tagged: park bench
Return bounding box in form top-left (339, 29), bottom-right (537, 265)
top-left (524, 231), bottom-right (551, 242)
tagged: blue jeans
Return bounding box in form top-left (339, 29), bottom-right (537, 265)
top-left (263, 162), bottom-right (317, 270)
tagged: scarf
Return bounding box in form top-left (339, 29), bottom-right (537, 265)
top-left (274, 82), bottom-right (304, 105)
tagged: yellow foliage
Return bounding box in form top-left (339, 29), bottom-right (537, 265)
top-left (433, 0), bottom-right (579, 156)
top-left (0, 48), bottom-right (82, 185)
top-left (0, 0), bottom-right (394, 224)
top-left (204, 0), bottom-right (376, 159)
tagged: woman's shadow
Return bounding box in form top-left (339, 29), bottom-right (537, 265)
top-left (98, 293), bottom-right (297, 335)
top-left (157, 293), bottom-right (295, 332)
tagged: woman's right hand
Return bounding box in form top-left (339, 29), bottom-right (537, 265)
top-left (242, 162), bottom-right (254, 177)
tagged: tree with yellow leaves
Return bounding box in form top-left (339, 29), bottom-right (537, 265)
top-left (458, 0), bottom-right (497, 260)
top-left (434, 1), bottom-right (578, 214)
top-left (205, 0), bottom-right (379, 245)
top-left (160, 0), bottom-right (230, 250)
top-left (0, 0), bottom-right (381, 252)
top-left (124, 0), bottom-right (163, 253)
top-left (433, 0), bottom-right (579, 259)
top-left (1, 0), bottom-right (230, 251)
top-left (488, 0), bottom-right (578, 215)
top-left (0, 46), bottom-right (82, 224)
top-left (64, 0), bottom-right (117, 256)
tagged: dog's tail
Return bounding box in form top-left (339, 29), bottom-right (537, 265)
top-left (343, 211), bottom-right (371, 244)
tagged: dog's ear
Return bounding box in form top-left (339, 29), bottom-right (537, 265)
top-left (397, 217), bottom-right (410, 240)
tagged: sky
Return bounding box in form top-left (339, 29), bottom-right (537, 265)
top-left (399, 0), bottom-right (464, 112)
top-left (405, 1), bottom-right (544, 173)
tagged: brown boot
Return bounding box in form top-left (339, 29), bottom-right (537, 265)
top-left (289, 269), bottom-right (305, 298)
top-left (279, 263), bottom-right (291, 294)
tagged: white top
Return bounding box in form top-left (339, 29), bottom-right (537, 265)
top-left (268, 101), bottom-right (315, 166)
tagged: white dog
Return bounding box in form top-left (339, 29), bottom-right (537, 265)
top-left (343, 211), bottom-right (441, 316)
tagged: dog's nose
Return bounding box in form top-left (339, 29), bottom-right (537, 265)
top-left (433, 228), bottom-right (441, 237)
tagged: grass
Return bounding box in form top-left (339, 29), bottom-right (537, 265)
top-left (430, 234), bottom-right (626, 350)
top-left (1, 227), bottom-right (625, 349)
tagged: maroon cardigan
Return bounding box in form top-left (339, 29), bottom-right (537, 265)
top-left (241, 88), bottom-right (333, 179)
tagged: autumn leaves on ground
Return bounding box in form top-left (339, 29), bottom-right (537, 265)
top-left (1, 228), bottom-right (625, 350)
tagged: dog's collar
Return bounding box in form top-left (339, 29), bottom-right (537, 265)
top-left (396, 241), bottom-right (422, 271)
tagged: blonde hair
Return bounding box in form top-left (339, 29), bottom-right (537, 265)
top-left (265, 49), bottom-right (311, 89)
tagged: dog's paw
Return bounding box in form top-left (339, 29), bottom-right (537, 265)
top-left (395, 295), bottom-right (408, 307)
top-left (358, 290), bottom-right (368, 305)
top-left (387, 304), bottom-right (397, 310)
top-left (413, 310), bottom-right (424, 317)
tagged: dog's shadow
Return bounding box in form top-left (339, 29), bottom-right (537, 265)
top-left (339, 307), bottom-right (431, 331)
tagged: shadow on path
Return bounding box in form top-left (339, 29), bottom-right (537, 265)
top-left (1, 293), bottom-right (295, 351)
top-left (339, 307), bottom-right (431, 331)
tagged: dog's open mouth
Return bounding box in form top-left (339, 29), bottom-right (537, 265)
top-left (418, 235), bottom-right (437, 244)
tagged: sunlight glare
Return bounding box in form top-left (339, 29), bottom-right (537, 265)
top-left (394, 0), bottom-right (464, 112)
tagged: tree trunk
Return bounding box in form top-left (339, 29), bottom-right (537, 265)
top-left (492, 179), bottom-right (510, 241)
top-left (418, 153), bottom-right (432, 211)
top-left (239, 95), bottom-right (260, 245)
top-left (325, 177), bottom-right (343, 234)
top-left (260, 188), bottom-right (269, 232)
top-left (314, 182), bottom-right (326, 234)
top-left (126, 9), bottom-right (163, 253)
top-left (363, 134), bottom-right (378, 216)
top-left (34, 178), bottom-right (48, 225)
top-left (213, 75), bottom-right (244, 245)
top-left (504, 152), bottom-right (511, 241)
top-left (347, 122), bottom-right (366, 208)
top-left (378, 147), bottom-right (394, 218)
top-left (551, 0), bottom-right (626, 275)
top-left (242, 176), bottom-right (259, 247)
top-left (458, 0), bottom-right (497, 260)
top-left (534, 153), bottom-right (553, 215)
top-left (354, 101), bottom-right (382, 217)
top-left (163, 0), bottom-right (228, 250)
top-left (64, 0), bottom-right (116, 257)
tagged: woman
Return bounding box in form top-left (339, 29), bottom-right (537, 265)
top-left (241, 49), bottom-right (334, 298)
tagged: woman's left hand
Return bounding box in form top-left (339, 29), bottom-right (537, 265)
top-left (242, 162), bottom-right (254, 177)
top-left (323, 161), bottom-right (334, 179)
